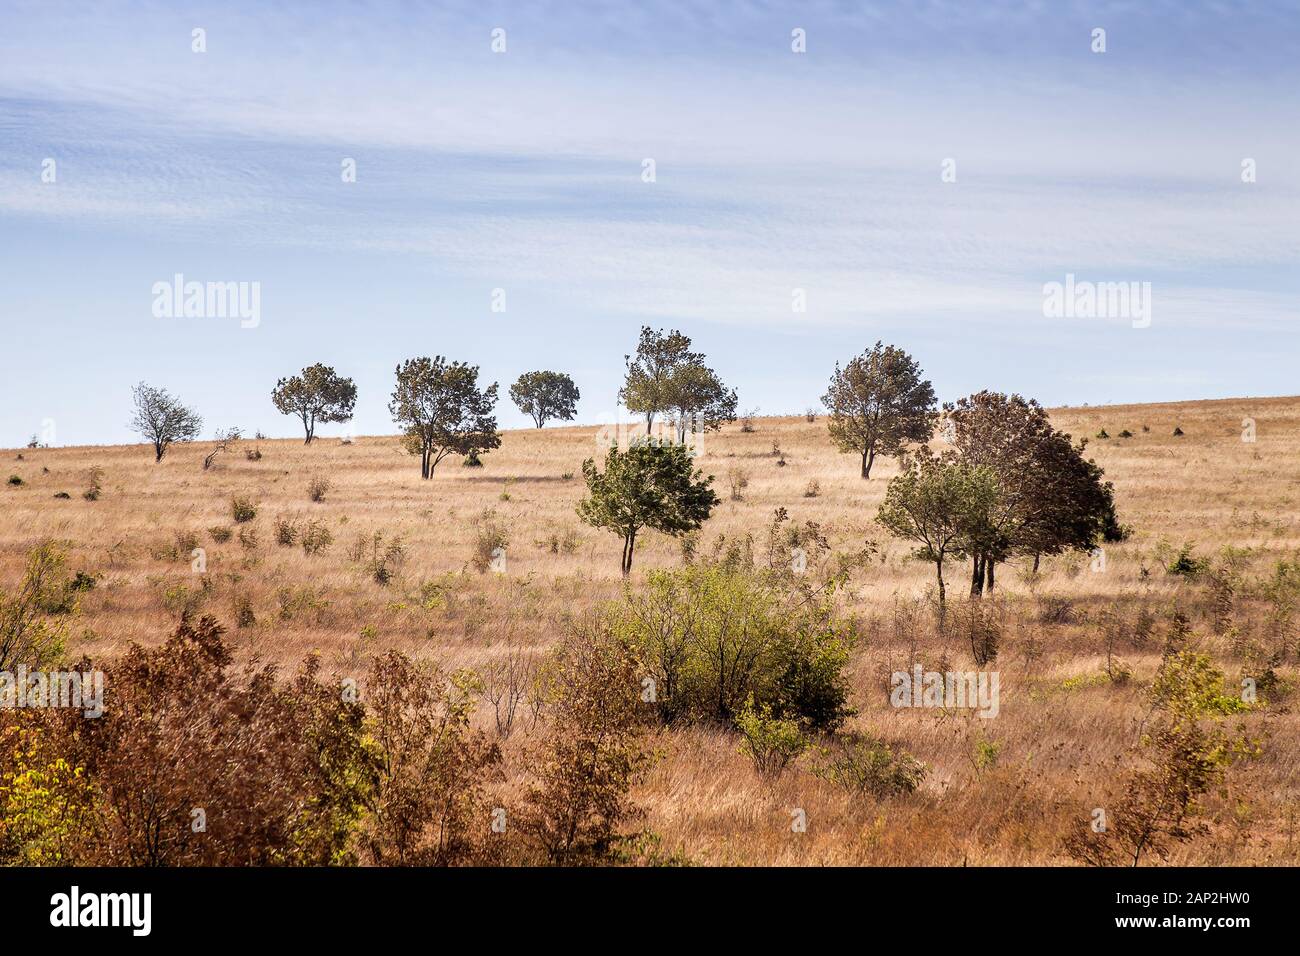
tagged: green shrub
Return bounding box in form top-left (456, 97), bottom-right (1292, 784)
top-left (811, 733), bottom-right (926, 798)
top-left (231, 496), bottom-right (258, 523)
top-left (208, 526), bottom-right (233, 544)
top-left (1167, 544), bottom-right (1210, 577)
top-left (7, 475), bottom-right (23, 486)
top-left (735, 695), bottom-right (807, 777)
top-left (607, 563), bottom-right (855, 731)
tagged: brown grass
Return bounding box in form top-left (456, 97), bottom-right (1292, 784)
top-left (3, 394), bottom-right (1299, 865)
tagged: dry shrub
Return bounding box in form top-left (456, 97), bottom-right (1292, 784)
top-left (360, 651), bottom-right (501, 866)
top-left (517, 619), bottom-right (652, 863)
top-left (307, 475), bottom-right (330, 503)
top-left (472, 511), bottom-right (510, 573)
top-left (20, 616), bottom-right (372, 865)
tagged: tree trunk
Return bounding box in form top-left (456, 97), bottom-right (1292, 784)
top-left (622, 532), bottom-right (636, 576)
top-left (420, 446), bottom-right (431, 479)
top-left (154, 441), bottom-right (165, 462)
top-left (985, 560), bottom-right (996, 594)
top-left (1032, 553), bottom-right (1040, 574)
top-left (970, 554), bottom-right (985, 597)
top-left (861, 447), bottom-right (876, 479)
top-left (935, 559), bottom-right (947, 624)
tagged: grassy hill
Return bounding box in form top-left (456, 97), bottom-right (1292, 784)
top-left (3, 394), bottom-right (1298, 864)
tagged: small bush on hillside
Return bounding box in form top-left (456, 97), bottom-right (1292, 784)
top-left (208, 526), bottom-right (233, 544)
top-left (307, 476), bottom-right (330, 503)
top-left (0, 542), bottom-right (79, 670)
top-left (83, 467), bottom-right (104, 501)
top-left (7, 475), bottom-right (23, 486)
top-left (811, 733), bottom-right (926, 798)
top-left (518, 620), bottom-right (651, 863)
top-left (244, 446), bottom-right (262, 461)
top-left (274, 515), bottom-right (300, 547)
top-left (472, 511), bottom-right (510, 574)
top-left (1167, 544), bottom-right (1210, 577)
top-left (353, 531), bottom-right (405, 585)
top-left (803, 479), bottom-right (820, 498)
top-left (231, 496), bottom-right (258, 523)
top-left (726, 466), bottom-right (749, 501)
top-left (300, 519), bottom-right (333, 556)
top-left (735, 696), bottom-right (807, 777)
top-left (606, 562), bottom-right (856, 731)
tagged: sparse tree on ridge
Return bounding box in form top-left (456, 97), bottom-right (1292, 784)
top-left (509, 371), bottom-right (580, 428)
top-left (620, 327), bottom-right (700, 435)
top-left (129, 382), bottom-right (203, 462)
top-left (667, 362), bottom-right (738, 442)
top-left (822, 341), bottom-right (937, 479)
top-left (577, 439), bottom-right (719, 576)
top-left (271, 363), bottom-right (357, 444)
top-left (390, 356), bottom-right (500, 479)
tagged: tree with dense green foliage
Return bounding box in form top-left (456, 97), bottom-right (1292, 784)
top-left (876, 446), bottom-right (997, 608)
top-left (577, 439), bottom-right (718, 575)
top-left (620, 327), bottom-right (737, 439)
top-left (667, 362), bottom-right (738, 442)
top-left (944, 391), bottom-right (1117, 595)
top-left (822, 341), bottom-right (937, 478)
top-left (509, 370), bottom-right (580, 428)
top-left (605, 562), bottom-right (857, 730)
top-left (271, 363), bottom-right (358, 443)
top-left (389, 356), bottom-right (500, 478)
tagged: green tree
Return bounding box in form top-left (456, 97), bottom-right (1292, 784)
top-left (271, 363), bottom-right (358, 443)
top-left (128, 382), bottom-right (202, 462)
top-left (619, 326), bottom-right (701, 434)
top-left (389, 356), bottom-right (500, 479)
top-left (577, 439), bottom-right (718, 575)
top-left (876, 446), bottom-right (995, 609)
top-left (667, 362), bottom-right (738, 443)
top-left (509, 370), bottom-right (580, 428)
top-left (822, 341), bottom-right (937, 478)
top-left (944, 391), bottom-right (1116, 595)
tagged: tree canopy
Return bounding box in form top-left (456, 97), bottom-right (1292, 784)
top-left (389, 356), bottom-right (500, 478)
top-left (271, 363), bottom-right (357, 443)
top-left (509, 370), bottom-right (580, 428)
top-left (822, 341), bottom-right (937, 478)
top-left (943, 390), bottom-right (1117, 594)
top-left (620, 327), bottom-right (736, 438)
top-left (577, 439), bottom-right (719, 575)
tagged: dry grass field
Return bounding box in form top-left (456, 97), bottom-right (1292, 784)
top-left (3, 394), bottom-right (1299, 865)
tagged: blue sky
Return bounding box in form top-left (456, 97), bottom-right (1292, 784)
top-left (1, 0), bottom-right (1298, 446)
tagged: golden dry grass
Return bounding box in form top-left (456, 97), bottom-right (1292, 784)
top-left (3, 394), bottom-right (1299, 865)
